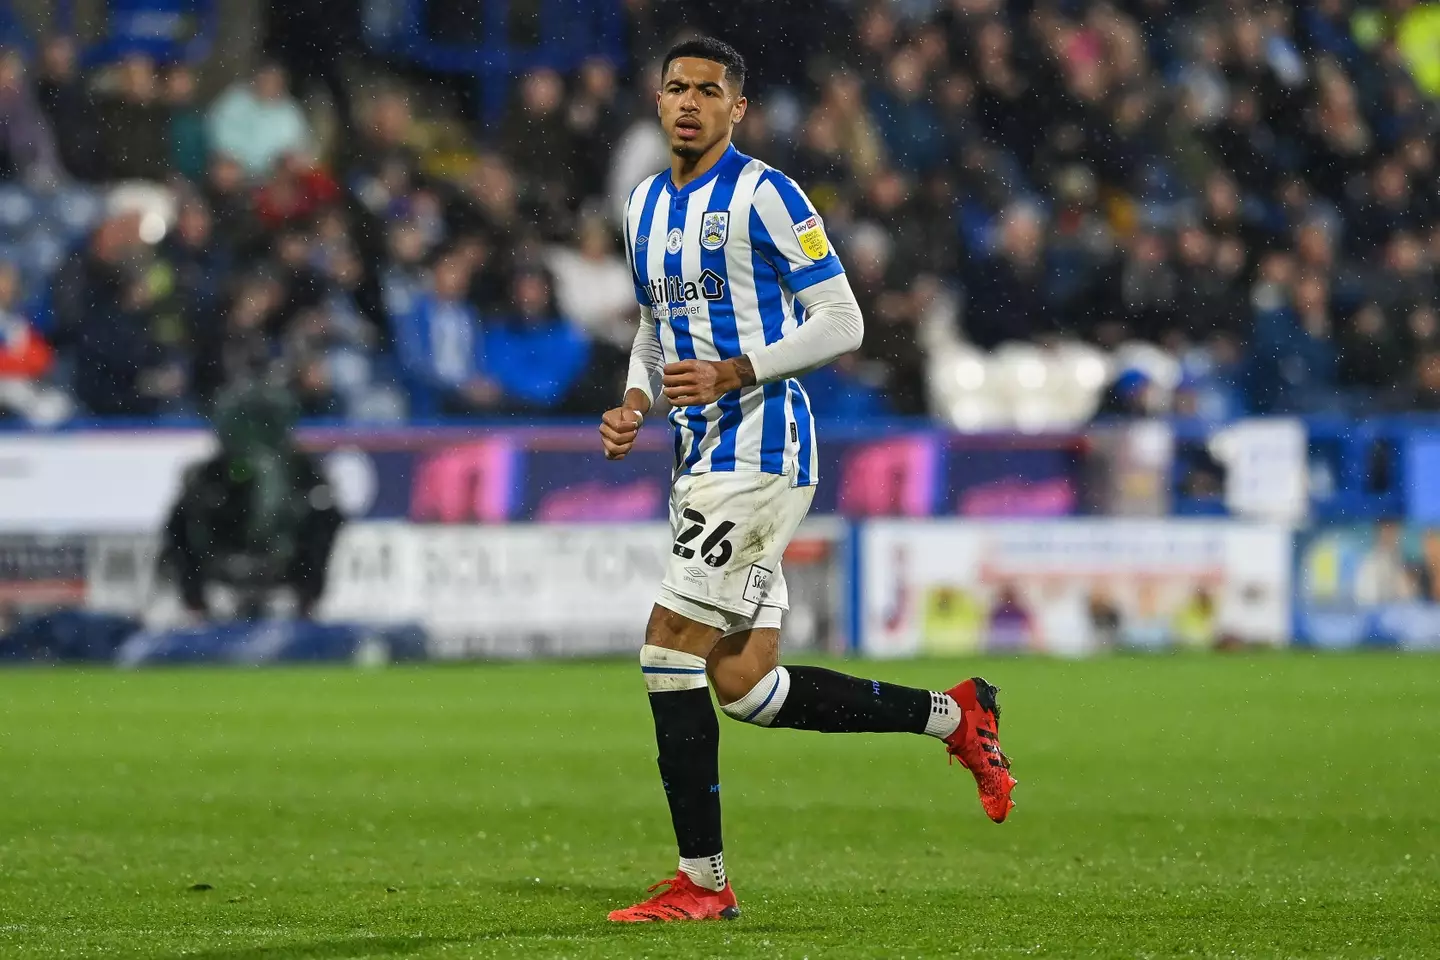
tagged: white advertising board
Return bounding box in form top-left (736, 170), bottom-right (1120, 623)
top-left (320, 520), bottom-right (849, 658)
top-left (860, 520), bottom-right (1291, 657)
top-left (0, 432), bottom-right (212, 533)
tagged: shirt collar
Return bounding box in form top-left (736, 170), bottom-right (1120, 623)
top-left (664, 143), bottom-right (740, 199)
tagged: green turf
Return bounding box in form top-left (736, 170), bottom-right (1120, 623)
top-left (1, 654), bottom-right (1437, 959)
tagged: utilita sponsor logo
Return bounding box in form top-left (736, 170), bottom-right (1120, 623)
top-left (646, 270), bottom-right (726, 305)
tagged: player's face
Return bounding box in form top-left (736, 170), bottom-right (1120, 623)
top-left (657, 58), bottom-right (746, 160)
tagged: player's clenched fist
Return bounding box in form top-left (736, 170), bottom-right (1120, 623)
top-left (599, 407), bottom-right (644, 460)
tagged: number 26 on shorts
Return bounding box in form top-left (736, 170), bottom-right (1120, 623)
top-left (672, 509), bottom-right (735, 568)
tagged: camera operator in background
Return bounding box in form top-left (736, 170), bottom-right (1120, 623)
top-left (160, 383), bottom-right (343, 622)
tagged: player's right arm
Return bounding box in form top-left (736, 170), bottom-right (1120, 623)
top-left (602, 187), bottom-right (666, 461)
top-left (601, 307), bottom-right (661, 461)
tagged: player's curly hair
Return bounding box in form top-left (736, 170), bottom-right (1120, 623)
top-left (662, 36), bottom-right (746, 92)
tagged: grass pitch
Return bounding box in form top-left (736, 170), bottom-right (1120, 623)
top-left (1, 653), bottom-right (1437, 959)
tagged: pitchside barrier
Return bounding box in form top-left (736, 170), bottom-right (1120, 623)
top-left (30, 514), bottom-right (1440, 659)
top-left (5, 421), bottom-right (1440, 660)
top-left (2, 518), bottom-right (1294, 661)
top-left (14, 520), bottom-right (849, 660)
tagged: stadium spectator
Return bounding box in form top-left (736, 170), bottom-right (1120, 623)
top-left (33, 35), bottom-right (99, 181)
top-left (96, 54), bottom-right (170, 182)
top-left (164, 64), bottom-right (208, 183)
top-left (790, 111), bottom-right (855, 216)
top-left (72, 267), bottom-right (187, 417)
top-left (206, 62), bottom-right (312, 180)
top-left (801, 356), bottom-right (891, 420)
top-left (48, 213), bottom-right (140, 353)
top-left (605, 61), bottom-right (667, 222)
top-left (962, 202), bottom-right (1057, 349)
top-left (502, 69), bottom-right (575, 229)
top-left (1375, 231), bottom-right (1436, 318)
top-left (379, 222), bottom-right (429, 322)
top-left (191, 270), bottom-right (282, 409)
top-left (451, 154), bottom-right (523, 255)
top-left (281, 242), bottom-right (393, 421)
top-left (484, 270), bottom-right (591, 411)
top-left (544, 211), bottom-right (636, 349)
top-left (1337, 303), bottom-right (1408, 408)
top-left (1117, 231), bottom-right (1180, 345)
top-left (1245, 266), bottom-right (1340, 414)
top-left (0, 49), bottom-right (59, 184)
top-left (346, 90), bottom-right (421, 218)
top-left (1400, 135), bottom-right (1440, 225)
top-left (0, 0), bottom-right (1433, 427)
top-left (1173, 223), bottom-right (1247, 346)
top-left (0, 261), bottom-right (56, 421)
top-left (253, 154), bottom-right (342, 230)
top-left (1411, 306), bottom-right (1440, 410)
top-left (870, 47), bottom-right (947, 175)
top-left (730, 101), bottom-right (787, 168)
top-left (858, 287), bottom-right (928, 416)
top-left (157, 198), bottom-right (229, 337)
top-left (816, 69), bottom-right (886, 185)
top-left (394, 251), bottom-right (498, 417)
top-left (200, 155), bottom-right (263, 255)
top-left (564, 58), bottom-right (627, 203)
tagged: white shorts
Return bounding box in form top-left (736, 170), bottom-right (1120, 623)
top-left (656, 468), bottom-right (815, 636)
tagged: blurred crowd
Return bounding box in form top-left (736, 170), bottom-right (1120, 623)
top-left (1, 0), bottom-right (1439, 427)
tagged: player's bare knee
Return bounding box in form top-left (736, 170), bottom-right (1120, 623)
top-left (707, 660), bottom-right (750, 706)
top-left (707, 629), bottom-right (781, 707)
top-left (717, 661), bottom-right (791, 726)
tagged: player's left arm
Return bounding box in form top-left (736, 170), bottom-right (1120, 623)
top-left (662, 173), bottom-right (863, 406)
top-left (742, 273), bottom-right (863, 383)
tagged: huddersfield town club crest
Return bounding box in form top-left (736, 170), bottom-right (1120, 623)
top-left (700, 211), bottom-right (729, 250)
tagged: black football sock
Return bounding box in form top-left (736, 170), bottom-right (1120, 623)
top-left (639, 645), bottom-right (726, 891)
top-left (769, 665), bottom-right (958, 736)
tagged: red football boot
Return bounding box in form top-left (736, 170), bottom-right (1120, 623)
top-left (607, 873), bottom-right (741, 923)
top-left (944, 677), bottom-right (1016, 823)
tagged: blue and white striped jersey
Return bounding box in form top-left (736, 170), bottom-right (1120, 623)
top-left (623, 145), bottom-right (845, 486)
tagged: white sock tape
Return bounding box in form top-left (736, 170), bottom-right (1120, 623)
top-left (640, 644), bottom-right (709, 692)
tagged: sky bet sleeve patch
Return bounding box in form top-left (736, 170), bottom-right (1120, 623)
top-left (792, 215), bottom-right (829, 261)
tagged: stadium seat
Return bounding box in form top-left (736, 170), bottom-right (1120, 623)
top-left (927, 344), bottom-right (1007, 432)
top-left (18, 228), bottom-right (68, 282)
top-left (46, 187), bottom-right (105, 240)
top-left (0, 186), bottom-right (37, 242)
top-left (1048, 341), bottom-right (1112, 424)
top-left (990, 341), bottom-right (1059, 432)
